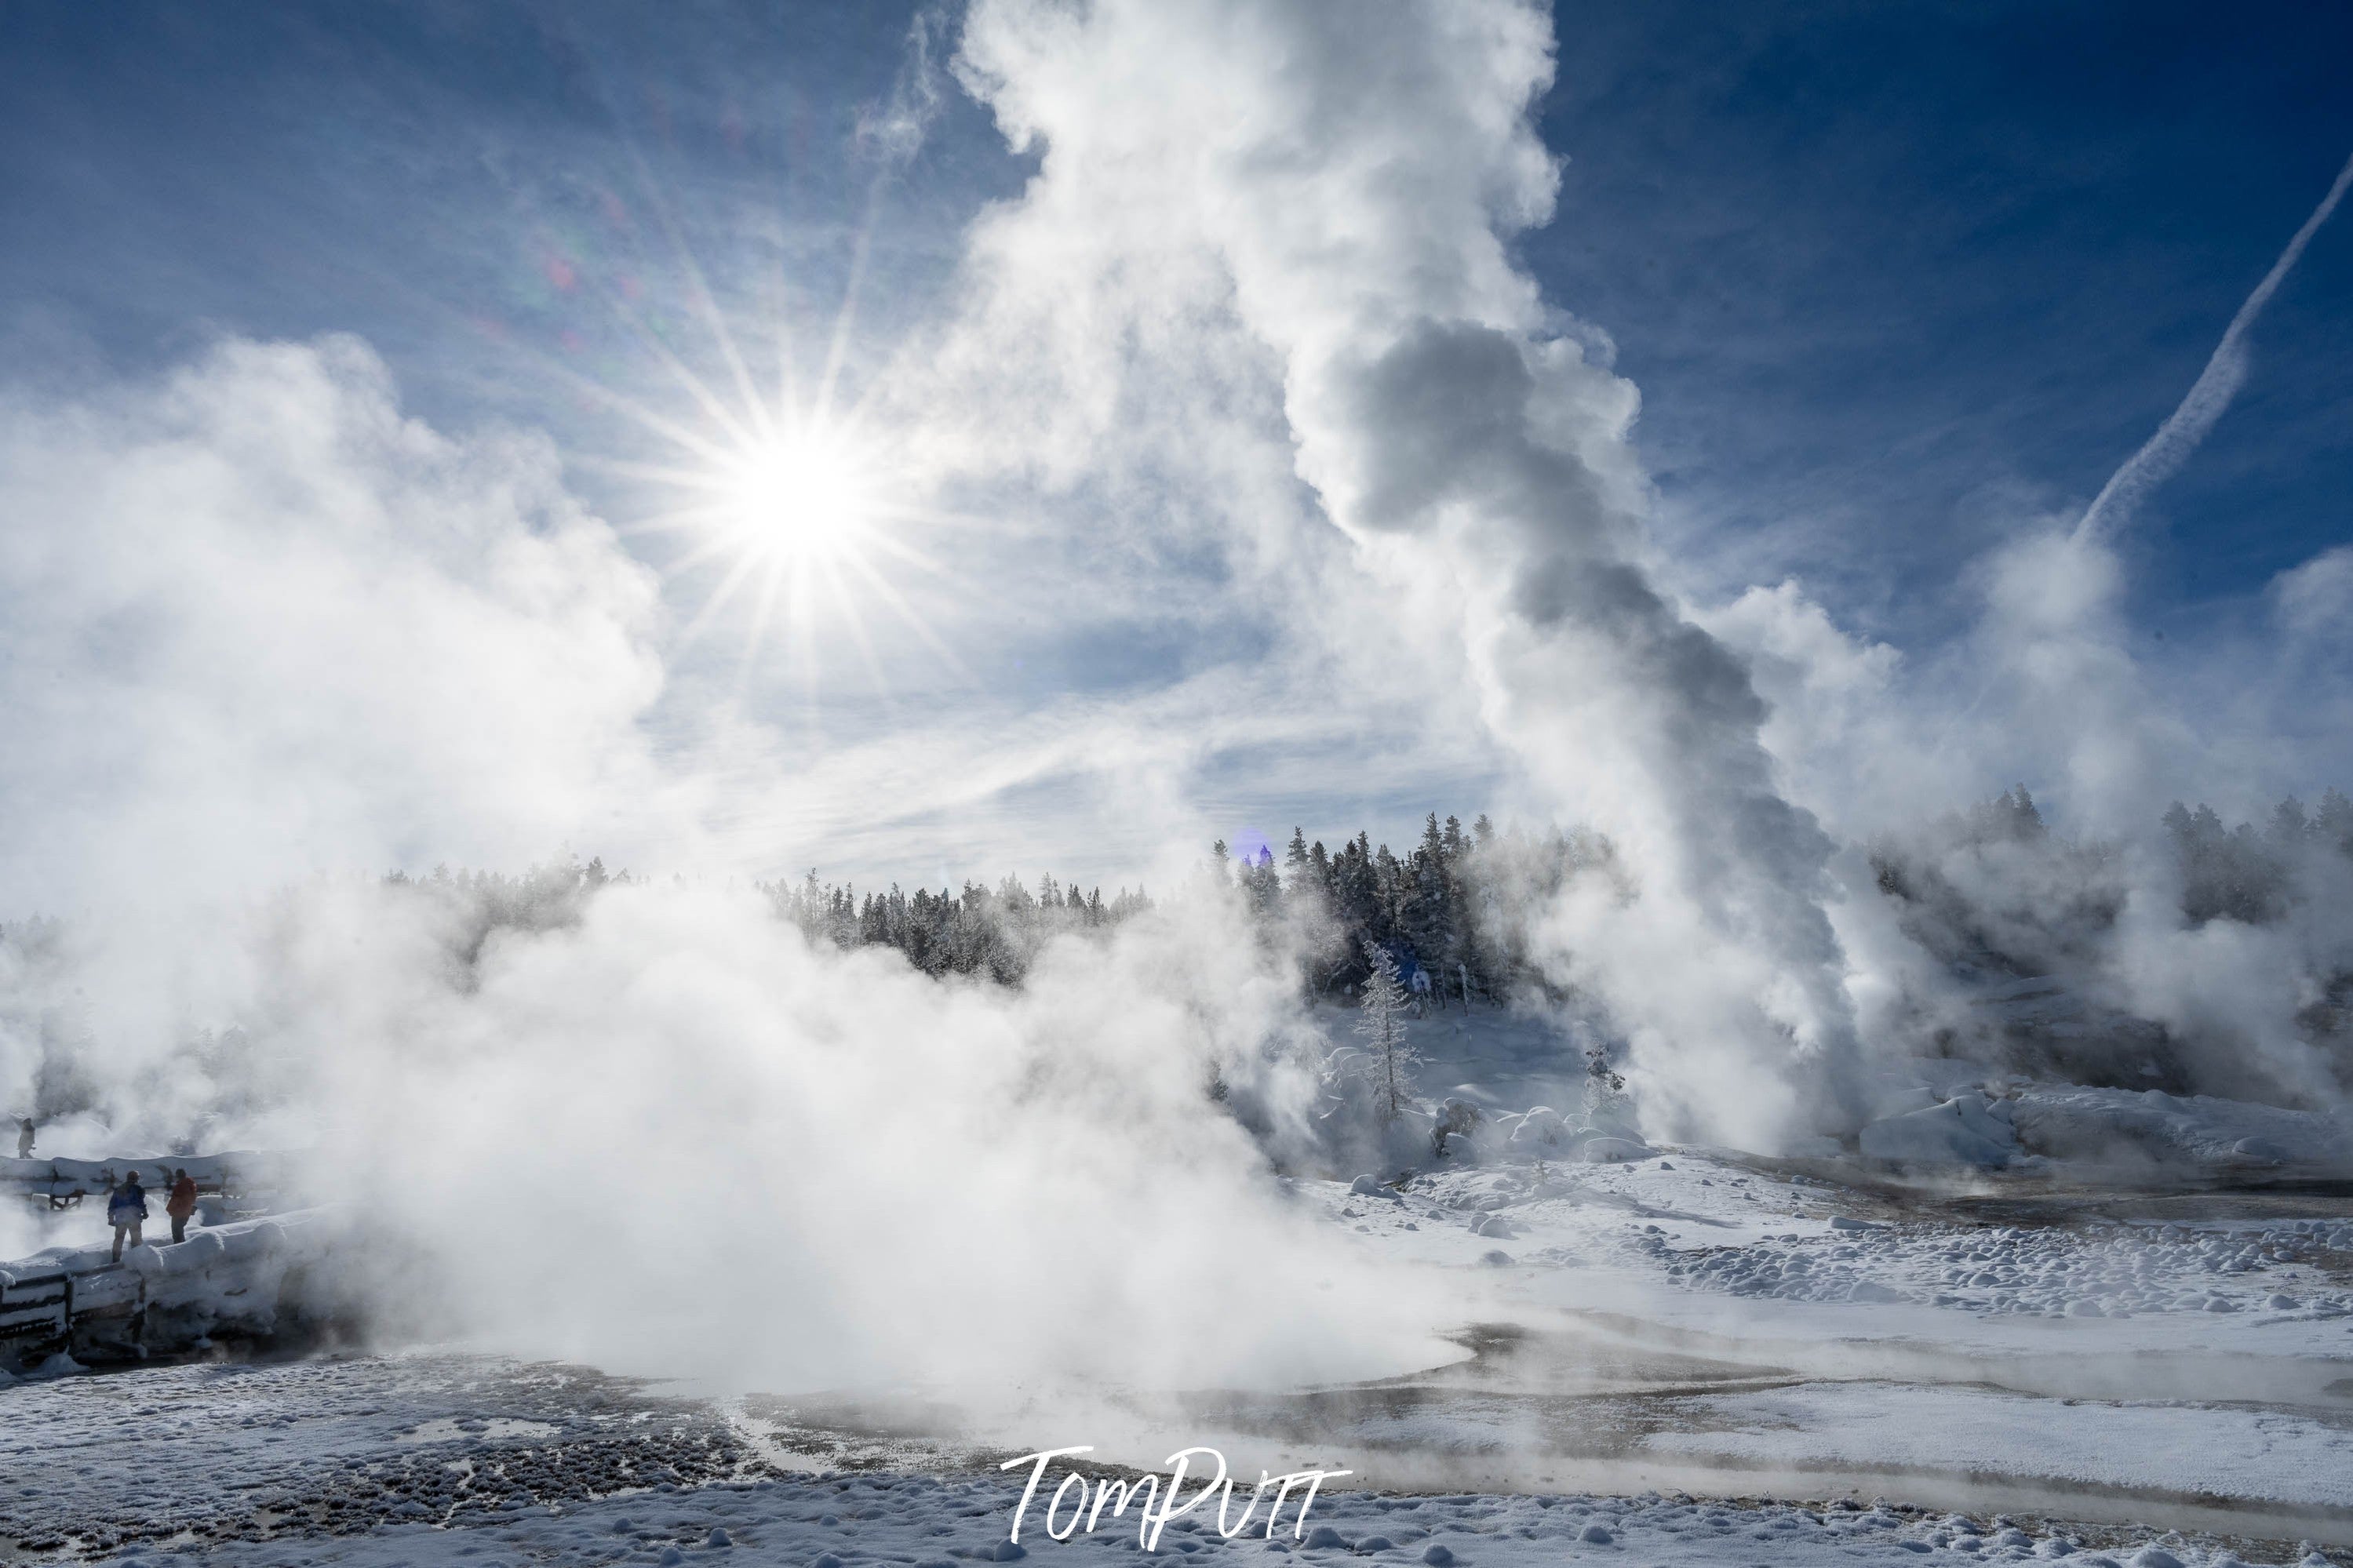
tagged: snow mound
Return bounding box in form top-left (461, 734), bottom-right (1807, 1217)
top-left (1506, 1107), bottom-right (1572, 1152)
top-left (1858, 1093), bottom-right (2019, 1167)
top-left (1575, 1135), bottom-right (1655, 1164)
top-left (2009, 1086), bottom-right (2353, 1167)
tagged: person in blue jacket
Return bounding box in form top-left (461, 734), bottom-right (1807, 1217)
top-left (108, 1171), bottom-right (149, 1261)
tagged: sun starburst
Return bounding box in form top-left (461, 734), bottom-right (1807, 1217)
top-left (710, 424), bottom-right (879, 567)
top-left (551, 245), bottom-right (973, 705)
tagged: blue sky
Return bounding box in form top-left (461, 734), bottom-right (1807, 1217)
top-left (1523, 1), bottom-right (2353, 640)
top-left (2, 1), bottom-right (2348, 889)
top-left (7, 2), bottom-right (2344, 618)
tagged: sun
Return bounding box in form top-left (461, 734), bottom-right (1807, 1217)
top-left (614, 399), bottom-right (963, 688)
top-left (714, 427), bottom-right (877, 565)
top-left (546, 209), bottom-right (967, 688)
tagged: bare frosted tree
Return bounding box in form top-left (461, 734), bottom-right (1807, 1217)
top-left (1356, 940), bottom-right (1421, 1126)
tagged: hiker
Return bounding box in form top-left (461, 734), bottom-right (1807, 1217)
top-left (166, 1167), bottom-right (199, 1245)
top-left (108, 1171), bottom-right (149, 1261)
top-left (13, 1115), bottom-right (31, 1159)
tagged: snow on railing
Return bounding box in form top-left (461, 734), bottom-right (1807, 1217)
top-left (0, 1207), bottom-right (337, 1365)
top-left (0, 1151), bottom-right (293, 1210)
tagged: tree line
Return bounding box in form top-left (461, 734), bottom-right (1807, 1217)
top-left (757, 871), bottom-right (1153, 984)
top-left (1215, 811), bottom-right (1621, 1005)
top-left (369, 809), bottom-right (1617, 1004)
top-left (373, 858), bottom-right (1160, 986)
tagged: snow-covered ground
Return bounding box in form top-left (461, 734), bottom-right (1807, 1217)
top-left (1322, 1154), bottom-right (2353, 1331)
top-left (6, 1133), bottom-right (2348, 1564)
top-left (6, 1008), bottom-right (2351, 1565)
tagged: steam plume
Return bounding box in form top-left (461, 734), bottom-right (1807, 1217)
top-left (954, 0), bottom-right (1860, 1147)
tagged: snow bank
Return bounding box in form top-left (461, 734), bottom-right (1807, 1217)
top-left (133, 1208), bottom-right (342, 1342)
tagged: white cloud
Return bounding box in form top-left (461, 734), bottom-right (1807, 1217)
top-left (2274, 543), bottom-right (2353, 641)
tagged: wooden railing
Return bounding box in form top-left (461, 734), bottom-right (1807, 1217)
top-left (0, 1258), bottom-right (144, 1356)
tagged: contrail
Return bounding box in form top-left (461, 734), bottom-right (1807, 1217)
top-left (2072, 147), bottom-right (2353, 546)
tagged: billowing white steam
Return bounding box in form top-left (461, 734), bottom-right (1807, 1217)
top-left (297, 875), bottom-right (1457, 1392)
top-left (6, 4), bottom-right (2353, 1413)
top-left (0, 339), bottom-right (1458, 1393)
top-left (1703, 145), bottom-right (2353, 1109)
top-left (0, 336), bottom-right (673, 910)
top-left (950, 0), bottom-right (1859, 1147)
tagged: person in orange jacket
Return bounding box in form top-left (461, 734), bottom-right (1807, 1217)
top-left (166, 1167), bottom-right (199, 1245)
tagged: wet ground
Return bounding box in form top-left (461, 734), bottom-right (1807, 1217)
top-left (6, 1337), bottom-right (2348, 1565)
top-left (0, 1355), bottom-right (752, 1562)
top-left (1160, 1316), bottom-right (2353, 1545)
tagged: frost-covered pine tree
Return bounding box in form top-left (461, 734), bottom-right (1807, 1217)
top-left (1356, 940), bottom-right (1421, 1125)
